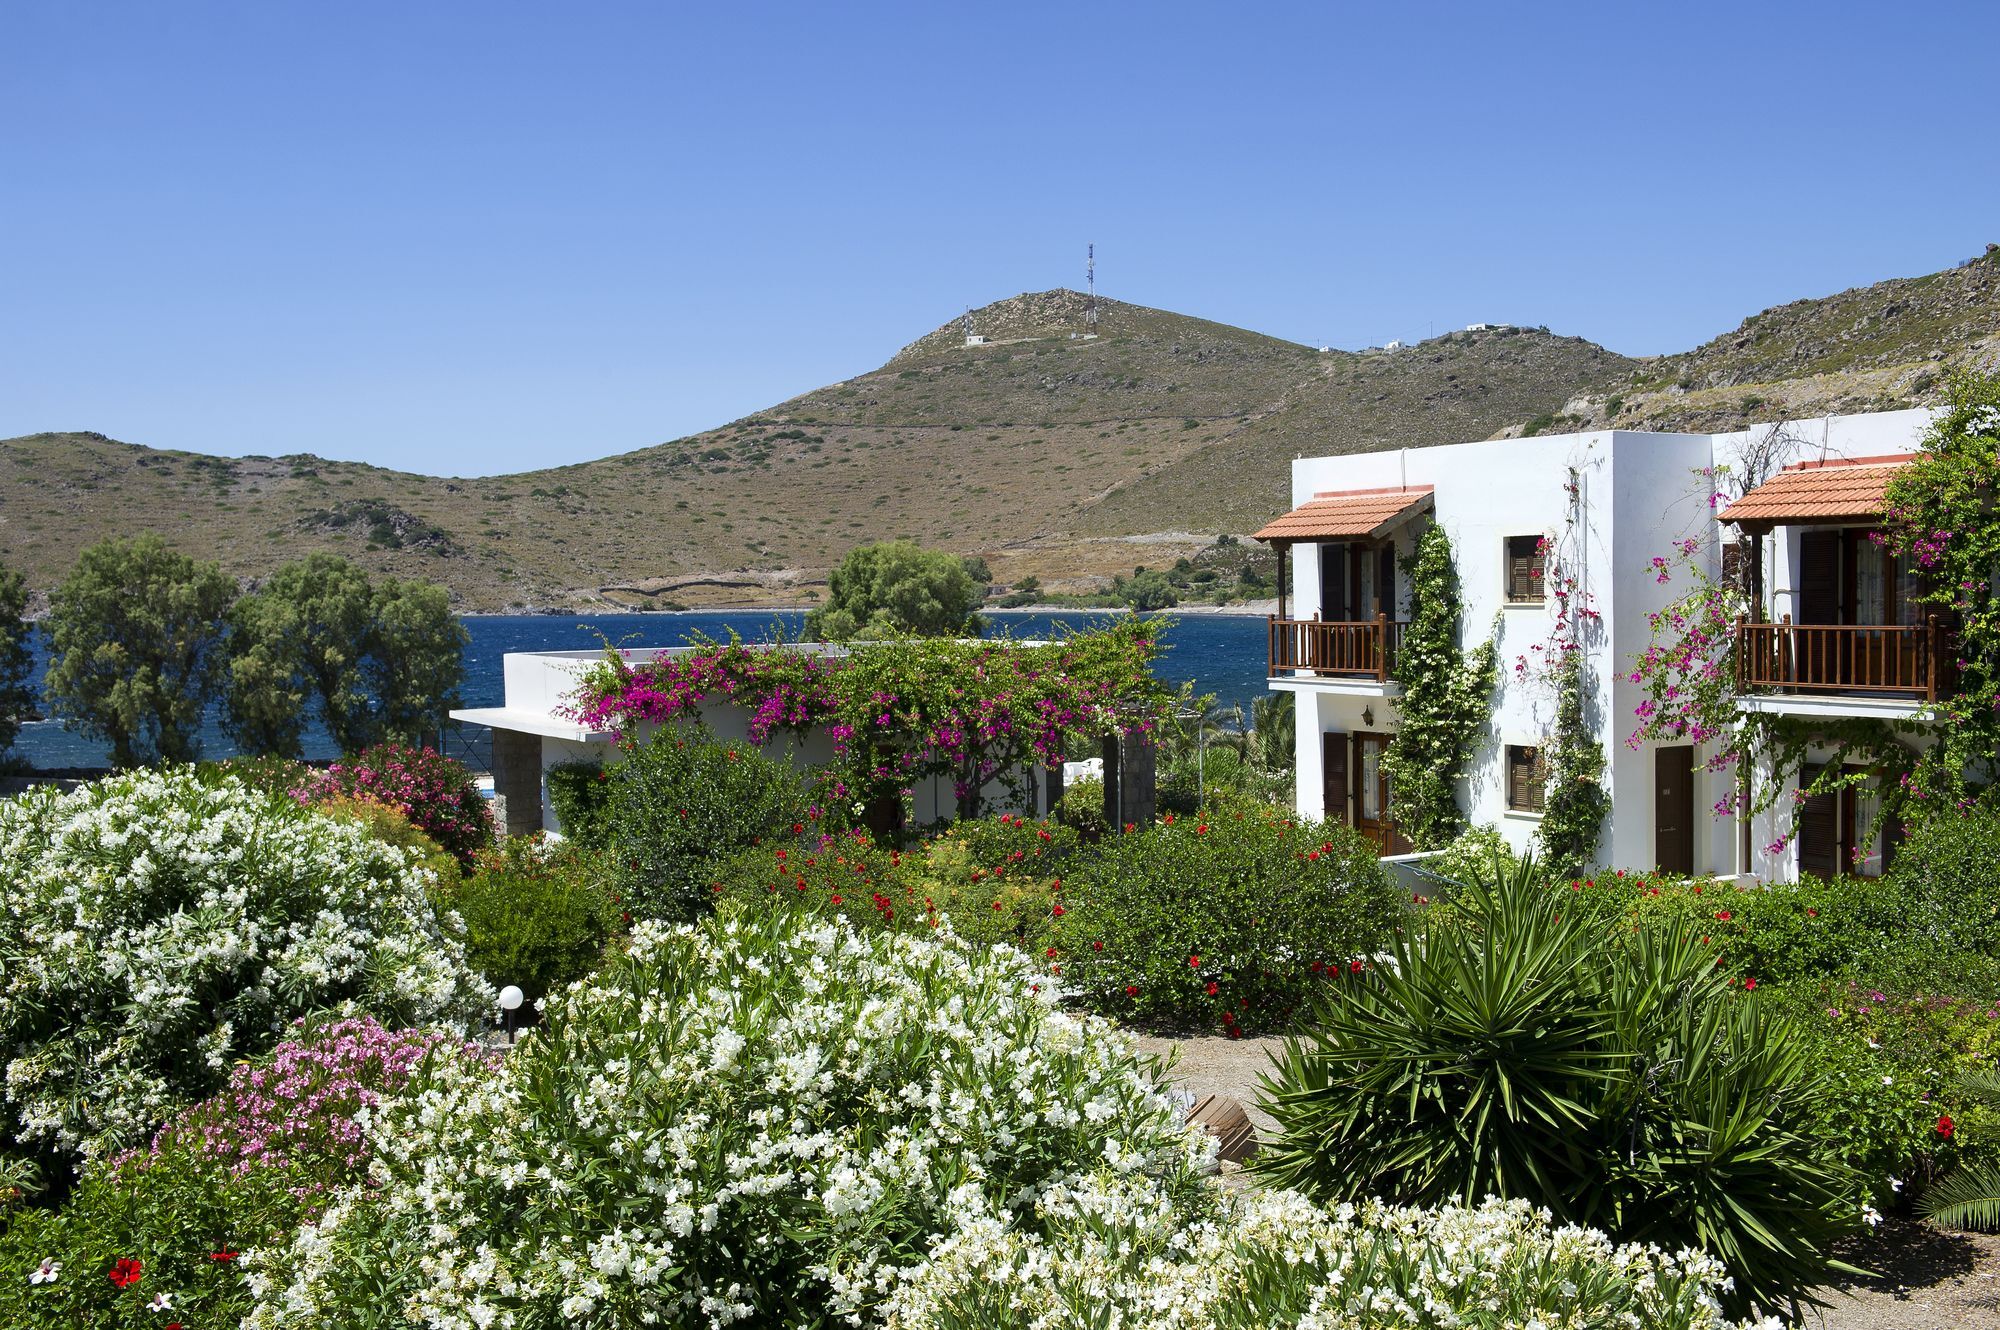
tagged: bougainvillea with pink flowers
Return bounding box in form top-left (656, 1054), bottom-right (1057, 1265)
top-left (305, 742), bottom-right (494, 866)
top-left (568, 619), bottom-right (1175, 832)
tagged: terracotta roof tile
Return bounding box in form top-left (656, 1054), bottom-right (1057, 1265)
top-left (1719, 455), bottom-right (1910, 527)
top-left (1253, 485), bottom-right (1434, 542)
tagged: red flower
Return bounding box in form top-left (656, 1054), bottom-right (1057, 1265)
top-left (1743, 978), bottom-right (1757, 990)
top-left (1805, 907), bottom-right (1819, 917)
top-left (1092, 940), bottom-right (1104, 951)
top-left (1716, 910), bottom-right (1732, 921)
top-left (830, 895), bottom-right (843, 906)
top-left (108, 1258), bottom-right (143, 1288)
top-left (1205, 981), bottom-right (1219, 996)
top-left (1348, 959), bottom-right (1364, 973)
top-left (1939, 1115), bottom-right (1956, 1138)
top-left (1051, 903), bottom-right (1065, 916)
top-left (1046, 947), bottom-right (1058, 958)
top-left (1188, 955), bottom-right (1201, 967)
top-left (1125, 985), bottom-right (1138, 996)
top-left (209, 1250), bottom-right (239, 1262)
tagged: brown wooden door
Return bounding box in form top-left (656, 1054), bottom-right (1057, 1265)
top-left (1654, 746), bottom-right (1694, 875)
top-left (1322, 732), bottom-right (1349, 827)
top-left (1320, 544), bottom-right (1350, 621)
top-left (1353, 733), bottom-right (1408, 855)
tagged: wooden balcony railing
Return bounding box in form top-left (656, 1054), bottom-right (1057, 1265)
top-left (1268, 614), bottom-right (1406, 682)
top-left (1735, 615), bottom-right (1953, 701)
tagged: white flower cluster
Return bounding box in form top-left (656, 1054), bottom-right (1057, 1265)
top-left (0, 770), bottom-right (491, 1161)
top-left (242, 909), bottom-right (1209, 1328)
top-left (885, 1186), bottom-right (1786, 1330)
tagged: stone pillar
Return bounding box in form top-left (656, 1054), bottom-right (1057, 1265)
top-left (1116, 730), bottom-right (1157, 828)
top-left (490, 729), bottom-right (544, 837)
top-left (1100, 731), bottom-right (1157, 830)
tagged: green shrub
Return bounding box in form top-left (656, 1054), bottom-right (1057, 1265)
top-left (545, 758), bottom-right (615, 849)
top-left (1256, 857), bottom-right (1863, 1318)
top-left (606, 728), bottom-right (810, 921)
top-left (714, 814), bottom-right (1079, 955)
top-left (1883, 805), bottom-right (2000, 956)
top-left (450, 837), bottom-right (620, 1002)
top-left (1057, 802), bottom-right (1399, 1033)
top-left (1157, 748), bottom-right (1250, 814)
top-left (1055, 775), bottom-right (1107, 840)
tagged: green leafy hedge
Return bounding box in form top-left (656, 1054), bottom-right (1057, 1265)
top-left (1057, 800), bottom-right (1398, 1033)
top-left (606, 729), bottom-right (811, 922)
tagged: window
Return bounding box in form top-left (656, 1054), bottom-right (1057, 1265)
top-left (1504, 535), bottom-right (1546, 603)
top-left (1506, 744), bottom-right (1546, 814)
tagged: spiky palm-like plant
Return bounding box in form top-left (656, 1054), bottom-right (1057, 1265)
top-left (1256, 850), bottom-right (1863, 1319)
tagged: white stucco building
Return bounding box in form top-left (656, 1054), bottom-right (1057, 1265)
top-left (1255, 408), bottom-right (1941, 882)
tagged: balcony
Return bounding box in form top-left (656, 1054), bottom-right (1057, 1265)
top-left (1735, 616), bottom-right (1955, 704)
top-left (1268, 615), bottom-right (1407, 683)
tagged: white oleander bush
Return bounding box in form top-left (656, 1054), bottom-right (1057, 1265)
top-left (238, 906), bottom-right (1791, 1330)
top-left (884, 1186), bottom-right (1783, 1330)
top-left (241, 908), bottom-right (1210, 1329)
top-left (0, 769), bottom-right (491, 1178)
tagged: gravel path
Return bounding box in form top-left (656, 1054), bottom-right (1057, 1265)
top-left (1128, 1030), bottom-right (2000, 1329)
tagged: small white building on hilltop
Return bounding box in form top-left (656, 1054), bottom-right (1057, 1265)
top-left (1254, 409), bottom-right (1939, 882)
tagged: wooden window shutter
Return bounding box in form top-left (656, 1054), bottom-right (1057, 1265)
top-left (1507, 746), bottom-right (1543, 813)
top-left (1505, 537), bottom-right (1545, 602)
top-left (1798, 531), bottom-right (1841, 625)
top-left (1796, 763), bottom-right (1839, 878)
top-left (1377, 544), bottom-right (1396, 618)
top-left (1322, 732), bottom-right (1349, 824)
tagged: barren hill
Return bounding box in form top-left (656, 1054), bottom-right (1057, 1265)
top-left (3, 252), bottom-right (1995, 612)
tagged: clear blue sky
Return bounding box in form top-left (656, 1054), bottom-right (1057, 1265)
top-left (5, 2), bottom-right (1995, 476)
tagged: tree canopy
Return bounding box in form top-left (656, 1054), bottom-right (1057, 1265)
top-left (225, 553), bottom-right (468, 758)
top-left (0, 563), bottom-right (32, 762)
top-left (42, 535), bottom-right (235, 767)
top-left (805, 541), bottom-right (985, 641)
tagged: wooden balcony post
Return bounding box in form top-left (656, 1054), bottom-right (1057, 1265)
top-left (1374, 612), bottom-right (1388, 683)
top-left (1925, 614), bottom-right (1938, 702)
top-left (1734, 615), bottom-right (1747, 692)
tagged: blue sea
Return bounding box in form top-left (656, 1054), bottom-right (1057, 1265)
top-left (13, 610), bottom-right (1271, 771)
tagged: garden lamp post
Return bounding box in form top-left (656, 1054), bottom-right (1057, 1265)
top-left (498, 984), bottom-right (524, 1043)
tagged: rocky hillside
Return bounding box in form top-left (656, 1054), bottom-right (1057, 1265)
top-left (1527, 246), bottom-right (2000, 437)
top-left (3, 251), bottom-right (1995, 612)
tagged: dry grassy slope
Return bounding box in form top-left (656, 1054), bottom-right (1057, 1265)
top-left (1084, 327), bottom-right (1631, 535)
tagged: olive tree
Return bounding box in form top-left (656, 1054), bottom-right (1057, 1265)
top-left (806, 540), bottom-right (985, 640)
top-left (225, 554), bottom-right (466, 757)
top-left (42, 535), bottom-right (235, 767)
top-left (0, 564), bottom-right (33, 761)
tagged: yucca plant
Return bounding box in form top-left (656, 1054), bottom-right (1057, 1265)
top-left (1921, 1068), bottom-right (2000, 1230)
top-left (1256, 850), bottom-right (1863, 1319)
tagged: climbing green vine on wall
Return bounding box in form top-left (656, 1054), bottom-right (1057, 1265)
top-left (1384, 524), bottom-right (1497, 850)
top-left (1881, 368), bottom-right (2000, 815)
top-left (1508, 467), bottom-right (1609, 878)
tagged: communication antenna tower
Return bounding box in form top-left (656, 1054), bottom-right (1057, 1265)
top-left (1085, 243), bottom-right (1098, 331)
top-left (962, 306), bottom-right (973, 337)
